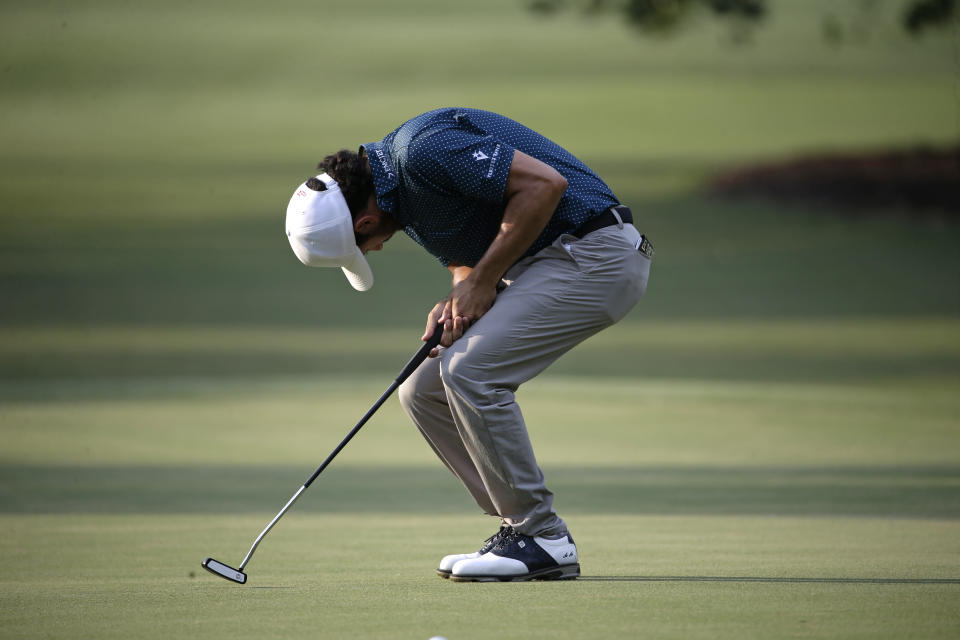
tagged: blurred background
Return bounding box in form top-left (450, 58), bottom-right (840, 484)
top-left (1, 0), bottom-right (957, 383)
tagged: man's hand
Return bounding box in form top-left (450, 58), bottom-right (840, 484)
top-left (422, 277), bottom-right (497, 357)
top-left (446, 277), bottom-right (496, 343)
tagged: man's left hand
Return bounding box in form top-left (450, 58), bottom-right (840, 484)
top-left (439, 278), bottom-right (496, 348)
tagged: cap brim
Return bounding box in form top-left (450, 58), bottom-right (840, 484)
top-left (341, 248), bottom-right (374, 292)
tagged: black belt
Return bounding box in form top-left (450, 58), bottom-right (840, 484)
top-left (571, 205), bottom-right (633, 238)
top-left (571, 205), bottom-right (654, 259)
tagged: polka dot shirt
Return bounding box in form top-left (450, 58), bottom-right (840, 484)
top-left (361, 108), bottom-right (619, 267)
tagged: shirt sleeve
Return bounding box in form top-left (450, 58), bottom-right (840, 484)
top-left (405, 124), bottom-right (514, 204)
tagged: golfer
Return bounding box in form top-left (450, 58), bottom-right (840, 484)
top-left (285, 107), bottom-right (653, 581)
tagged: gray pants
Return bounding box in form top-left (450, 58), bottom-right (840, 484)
top-left (398, 222), bottom-right (651, 537)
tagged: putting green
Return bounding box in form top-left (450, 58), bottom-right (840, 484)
top-left (2, 513), bottom-right (958, 639)
top-left (2, 372), bottom-right (959, 638)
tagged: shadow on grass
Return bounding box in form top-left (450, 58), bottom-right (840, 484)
top-left (1, 464), bottom-right (958, 518)
top-left (2, 349), bottom-right (958, 385)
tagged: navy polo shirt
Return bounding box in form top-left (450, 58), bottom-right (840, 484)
top-left (361, 108), bottom-right (619, 268)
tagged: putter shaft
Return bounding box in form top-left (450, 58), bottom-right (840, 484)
top-left (204, 325), bottom-right (443, 583)
top-left (238, 485), bottom-right (306, 571)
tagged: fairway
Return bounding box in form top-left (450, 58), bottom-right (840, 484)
top-left (2, 0), bottom-right (959, 638)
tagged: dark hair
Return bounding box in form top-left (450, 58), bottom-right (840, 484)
top-left (318, 149), bottom-right (373, 216)
top-left (305, 176), bottom-right (327, 191)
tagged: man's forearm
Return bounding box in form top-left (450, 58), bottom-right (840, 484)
top-left (436, 150), bottom-right (567, 338)
top-left (469, 161), bottom-right (567, 288)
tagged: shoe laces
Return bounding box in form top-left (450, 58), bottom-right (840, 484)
top-left (481, 525), bottom-right (514, 551)
top-left (492, 526), bottom-right (521, 552)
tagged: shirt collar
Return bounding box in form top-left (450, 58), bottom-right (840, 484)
top-left (360, 141), bottom-right (398, 215)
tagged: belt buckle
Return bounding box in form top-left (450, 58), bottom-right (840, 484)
top-left (637, 235), bottom-right (654, 259)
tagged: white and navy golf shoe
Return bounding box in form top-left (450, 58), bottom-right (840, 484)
top-left (436, 524), bottom-right (510, 578)
top-left (449, 528), bottom-right (579, 582)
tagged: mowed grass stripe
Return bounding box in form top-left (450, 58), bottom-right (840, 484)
top-left (2, 317), bottom-right (958, 356)
top-left (1, 463), bottom-right (958, 518)
top-left (1, 317), bottom-right (958, 382)
top-left (2, 375), bottom-right (958, 467)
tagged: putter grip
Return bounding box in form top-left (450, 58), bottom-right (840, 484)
top-left (396, 323), bottom-right (443, 383)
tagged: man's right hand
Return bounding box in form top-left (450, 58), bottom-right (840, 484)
top-left (422, 262), bottom-right (476, 357)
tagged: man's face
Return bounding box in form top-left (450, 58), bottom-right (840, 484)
top-left (354, 195), bottom-right (399, 254)
top-left (358, 227), bottom-right (394, 254)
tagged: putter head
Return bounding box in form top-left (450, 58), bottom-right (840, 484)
top-left (202, 558), bottom-right (247, 584)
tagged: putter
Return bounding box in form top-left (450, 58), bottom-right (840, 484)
top-left (202, 324), bottom-right (444, 584)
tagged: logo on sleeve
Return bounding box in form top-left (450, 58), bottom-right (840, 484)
top-left (471, 144), bottom-right (502, 179)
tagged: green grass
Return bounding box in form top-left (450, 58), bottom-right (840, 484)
top-left (1, 375), bottom-right (959, 638)
top-left (2, 514), bottom-right (959, 639)
top-left (1, 0), bottom-right (959, 638)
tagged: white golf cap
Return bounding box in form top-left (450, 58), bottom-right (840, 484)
top-left (285, 173), bottom-right (374, 292)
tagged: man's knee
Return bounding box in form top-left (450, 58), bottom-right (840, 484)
top-left (397, 375), bottom-right (417, 414)
top-left (398, 357), bottom-right (442, 415)
top-left (439, 346), bottom-right (490, 403)
top-left (438, 348), bottom-right (463, 392)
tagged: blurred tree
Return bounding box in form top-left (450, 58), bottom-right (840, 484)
top-left (529, 0), bottom-right (957, 44)
top-left (904, 0), bottom-right (957, 33)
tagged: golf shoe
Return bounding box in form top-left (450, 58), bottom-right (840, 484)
top-left (449, 528), bottom-right (579, 582)
top-left (436, 524), bottom-right (510, 578)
